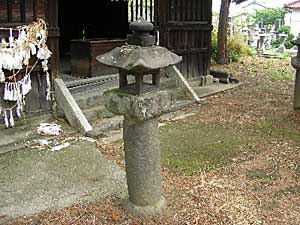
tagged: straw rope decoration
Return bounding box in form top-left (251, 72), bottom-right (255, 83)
top-left (0, 19), bottom-right (52, 128)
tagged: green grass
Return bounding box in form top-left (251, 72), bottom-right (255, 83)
top-left (275, 185), bottom-right (300, 197)
top-left (246, 169), bottom-right (279, 180)
top-left (253, 180), bottom-right (274, 192)
top-left (257, 118), bottom-right (300, 141)
top-left (261, 200), bottom-right (280, 210)
top-left (159, 121), bottom-right (247, 175)
top-left (269, 71), bottom-right (293, 81)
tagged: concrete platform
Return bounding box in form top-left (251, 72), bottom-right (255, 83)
top-left (0, 123), bottom-right (126, 224)
top-left (194, 82), bottom-right (242, 98)
top-left (0, 116), bottom-right (77, 155)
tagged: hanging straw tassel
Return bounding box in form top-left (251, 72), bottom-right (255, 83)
top-left (45, 71), bottom-right (51, 100)
top-left (9, 109), bottom-right (14, 127)
top-left (16, 105), bottom-right (21, 118)
top-left (8, 83), bottom-right (14, 101)
top-left (3, 83), bottom-right (8, 100)
top-left (3, 110), bottom-right (9, 128)
top-left (9, 28), bottom-right (14, 47)
top-left (0, 69), bottom-right (5, 83)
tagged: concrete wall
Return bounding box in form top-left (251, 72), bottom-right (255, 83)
top-left (285, 9), bottom-right (300, 37)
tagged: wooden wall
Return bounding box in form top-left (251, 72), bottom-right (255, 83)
top-left (0, 0), bottom-right (46, 24)
top-left (158, 0), bottom-right (212, 79)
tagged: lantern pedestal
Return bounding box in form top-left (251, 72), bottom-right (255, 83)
top-left (291, 38), bottom-right (300, 110)
top-left (104, 90), bottom-right (172, 215)
top-left (123, 118), bottom-right (166, 215)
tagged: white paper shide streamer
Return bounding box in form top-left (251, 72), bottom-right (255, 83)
top-left (0, 19), bottom-right (52, 128)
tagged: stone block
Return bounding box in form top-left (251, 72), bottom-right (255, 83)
top-left (205, 75), bottom-right (214, 85)
top-left (54, 79), bottom-right (92, 134)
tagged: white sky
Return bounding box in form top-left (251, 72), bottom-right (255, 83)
top-left (212, 0), bottom-right (292, 13)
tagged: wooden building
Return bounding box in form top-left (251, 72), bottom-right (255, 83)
top-left (0, 0), bottom-right (212, 116)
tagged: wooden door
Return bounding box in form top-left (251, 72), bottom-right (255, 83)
top-left (158, 0), bottom-right (212, 79)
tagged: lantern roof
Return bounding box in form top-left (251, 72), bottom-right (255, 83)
top-left (96, 45), bottom-right (182, 73)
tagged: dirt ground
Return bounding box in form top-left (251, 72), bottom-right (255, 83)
top-left (9, 57), bottom-right (300, 225)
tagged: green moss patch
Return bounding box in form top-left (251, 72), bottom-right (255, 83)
top-left (275, 185), bottom-right (300, 197)
top-left (160, 121), bottom-right (247, 175)
top-left (256, 118), bottom-right (300, 142)
top-left (246, 169), bottom-right (279, 180)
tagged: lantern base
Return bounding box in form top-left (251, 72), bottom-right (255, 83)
top-left (123, 196), bottom-right (166, 216)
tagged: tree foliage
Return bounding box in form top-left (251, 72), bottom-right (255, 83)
top-left (254, 8), bottom-right (289, 26)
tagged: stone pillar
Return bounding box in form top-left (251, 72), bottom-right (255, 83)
top-left (123, 118), bottom-right (166, 214)
top-left (294, 70), bottom-right (300, 110)
top-left (104, 90), bottom-right (172, 215)
top-left (292, 38), bottom-right (300, 110)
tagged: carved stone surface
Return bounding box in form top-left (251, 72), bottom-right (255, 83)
top-left (104, 90), bottom-right (173, 121)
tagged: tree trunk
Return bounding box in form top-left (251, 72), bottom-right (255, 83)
top-left (217, 0), bottom-right (231, 64)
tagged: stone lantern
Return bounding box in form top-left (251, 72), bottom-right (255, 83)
top-left (97, 18), bottom-right (181, 95)
top-left (291, 37), bottom-right (300, 110)
top-left (96, 18), bottom-right (182, 215)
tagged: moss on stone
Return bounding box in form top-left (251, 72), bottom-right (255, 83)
top-left (104, 88), bottom-right (132, 97)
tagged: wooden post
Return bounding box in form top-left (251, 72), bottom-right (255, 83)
top-left (46, 0), bottom-right (60, 79)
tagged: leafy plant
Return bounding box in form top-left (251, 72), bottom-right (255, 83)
top-left (227, 34), bottom-right (254, 62)
top-left (211, 28), bottom-right (218, 62)
top-left (271, 39), bottom-right (281, 49)
top-left (278, 26), bottom-right (290, 34)
top-left (277, 26), bottom-right (295, 49)
top-left (211, 30), bottom-right (253, 63)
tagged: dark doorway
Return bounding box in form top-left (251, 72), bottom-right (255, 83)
top-left (58, 0), bottom-right (129, 56)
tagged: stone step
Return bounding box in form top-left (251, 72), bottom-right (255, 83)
top-left (83, 105), bottom-right (114, 123)
top-left (66, 75), bottom-right (119, 95)
top-left (72, 91), bottom-right (106, 110)
top-left (87, 116), bottom-right (124, 138)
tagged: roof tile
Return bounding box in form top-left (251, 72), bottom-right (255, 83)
top-left (285, 0), bottom-right (300, 9)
